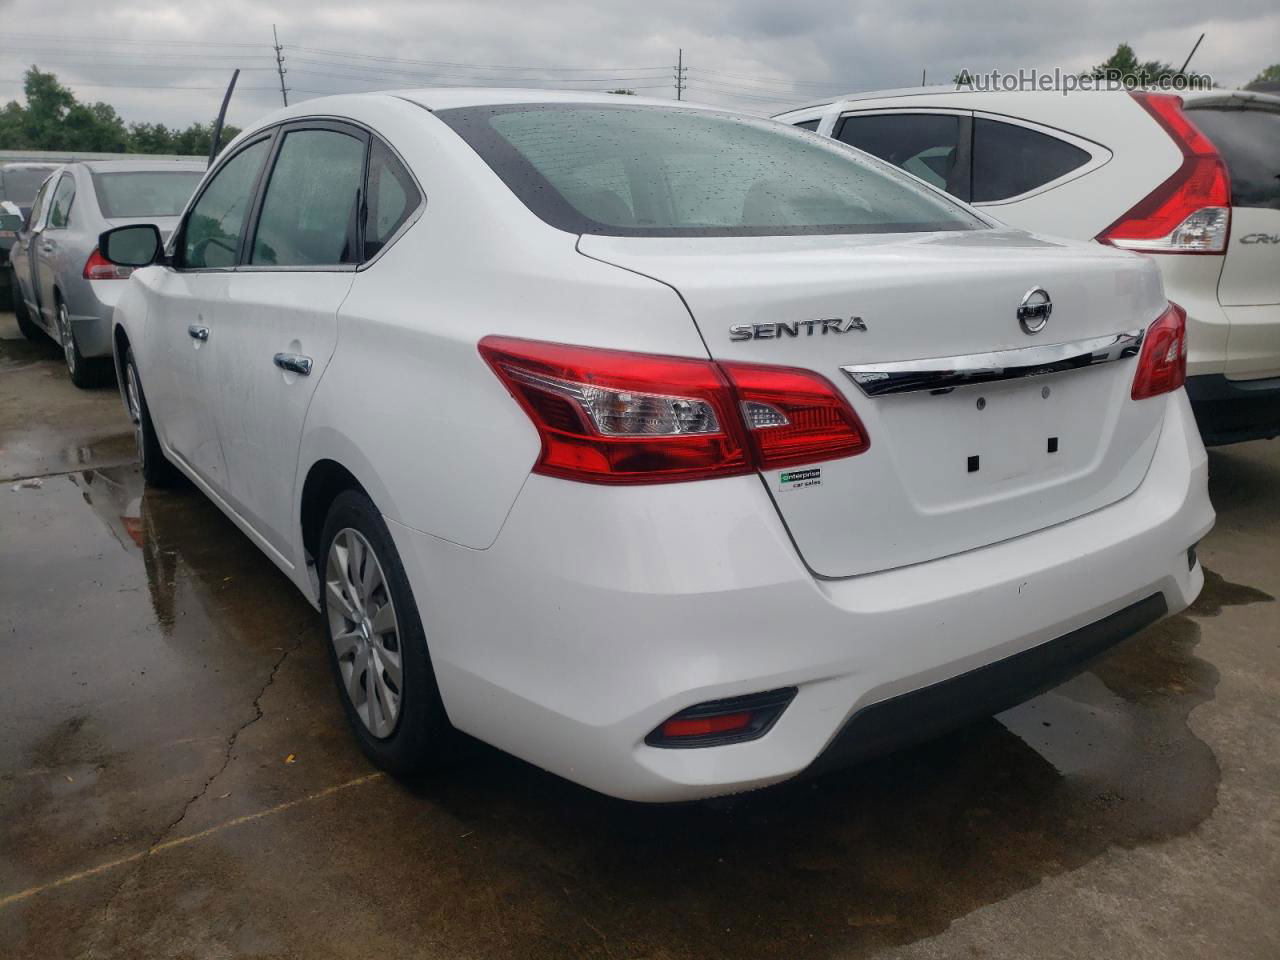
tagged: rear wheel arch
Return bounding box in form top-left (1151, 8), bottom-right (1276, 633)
top-left (300, 459), bottom-right (371, 591)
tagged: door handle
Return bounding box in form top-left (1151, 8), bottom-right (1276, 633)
top-left (273, 353), bottom-right (313, 376)
top-left (187, 324), bottom-right (210, 341)
top-left (40, 242), bottom-right (55, 253)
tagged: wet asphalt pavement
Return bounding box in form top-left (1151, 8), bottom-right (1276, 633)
top-left (1, 311), bottom-right (1277, 959)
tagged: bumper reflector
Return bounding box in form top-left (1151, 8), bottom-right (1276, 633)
top-left (646, 687), bottom-right (797, 749)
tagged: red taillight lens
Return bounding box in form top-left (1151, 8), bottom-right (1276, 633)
top-left (478, 336), bottom-right (868, 484)
top-left (1132, 302), bottom-right (1188, 400)
top-left (83, 248), bottom-right (133, 280)
top-left (722, 361), bottom-right (869, 468)
top-left (1097, 93), bottom-right (1230, 254)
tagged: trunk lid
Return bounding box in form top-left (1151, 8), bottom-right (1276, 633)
top-left (580, 228), bottom-right (1169, 577)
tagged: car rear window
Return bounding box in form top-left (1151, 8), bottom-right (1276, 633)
top-left (91, 170), bottom-right (204, 218)
top-left (436, 103), bottom-right (985, 237)
top-left (1187, 105), bottom-right (1280, 210)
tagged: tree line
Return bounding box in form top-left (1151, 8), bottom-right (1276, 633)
top-left (0, 67), bottom-right (241, 155)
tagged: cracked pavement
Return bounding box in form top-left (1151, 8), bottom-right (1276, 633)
top-left (1, 311), bottom-right (1278, 959)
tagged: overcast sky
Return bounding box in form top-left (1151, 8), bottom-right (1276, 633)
top-left (1, 0), bottom-right (1276, 131)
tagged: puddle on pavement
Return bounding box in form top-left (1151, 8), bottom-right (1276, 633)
top-left (2, 463), bottom-right (1274, 959)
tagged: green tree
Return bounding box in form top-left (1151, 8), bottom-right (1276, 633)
top-left (0, 66), bottom-right (236, 155)
top-left (1248, 64), bottom-right (1280, 86)
top-left (1085, 43), bottom-right (1209, 85)
top-left (606, 88), bottom-right (636, 95)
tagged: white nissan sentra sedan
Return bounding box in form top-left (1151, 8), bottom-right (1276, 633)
top-left (98, 89), bottom-right (1213, 802)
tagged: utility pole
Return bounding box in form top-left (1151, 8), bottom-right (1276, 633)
top-left (674, 48), bottom-right (686, 101)
top-left (273, 24), bottom-right (289, 107)
top-left (922, 68), bottom-right (927, 85)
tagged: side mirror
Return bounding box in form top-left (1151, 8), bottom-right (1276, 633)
top-left (99, 224), bottom-right (163, 268)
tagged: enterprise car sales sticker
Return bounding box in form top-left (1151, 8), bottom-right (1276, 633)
top-left (778, 467), bottom-right (821, 491)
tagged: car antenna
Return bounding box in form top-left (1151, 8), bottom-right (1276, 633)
top-left (208, 69), bottom-right (241, 169)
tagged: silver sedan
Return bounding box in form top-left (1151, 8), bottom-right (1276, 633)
top-left (10, 159), bottom-right (204, 387)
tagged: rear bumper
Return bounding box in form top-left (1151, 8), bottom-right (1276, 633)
top-left (1185, 373), bottom-right (1280, 445)
top-left (63, 279), bottom-right (125, 358)
top-left (388, 390), bottom-right (1213, 802)
top-left (807, 592), bottom-right (1166, 775)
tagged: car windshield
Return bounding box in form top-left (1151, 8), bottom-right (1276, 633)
top-left (91, 170), bottom-right (204, 218)
top-left (0, 166), bottom-right (58, 206)
top-left (436, 103), bottom-right (986, 237)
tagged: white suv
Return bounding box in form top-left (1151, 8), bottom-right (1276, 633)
top-left (99, 90), bottom-right (1211, 802)
top-left (776, 88), bottom-right (1280, 445)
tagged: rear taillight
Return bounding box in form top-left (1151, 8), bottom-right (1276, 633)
top-left (721, 360), bottom-right (869, 469)
top-left (83, 248), bottom-right (133, 280)
top-left (478, 336), bottom-right (868, 485)
top-left (1097, 92), bottom-right (1229, 254)
top-left (1132, 302), bottom-right (1187, 400)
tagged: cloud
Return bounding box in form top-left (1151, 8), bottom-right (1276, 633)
top-left (0, 0), bottom-right (1274, 131)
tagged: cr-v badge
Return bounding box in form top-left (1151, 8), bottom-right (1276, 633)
top-left (729, 317), bottom-right (867, 342)
top-left (1017, 287), bottom-right (1052, 335)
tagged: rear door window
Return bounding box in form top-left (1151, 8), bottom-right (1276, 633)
top-left (971, 118), bottom-right (1091, 203)
top-left (47, 175), bottom-right (76, 229)
top-left (1187, 106), bottom-right (1280, 210)
top-left (250, 128), bottom-right (366, 267)
top-left (183, 139), bottom-right (271, 269)
top-left (363, 138), bottom-right (422, 259)
top-left (836, 113), bottom-right (969, 199)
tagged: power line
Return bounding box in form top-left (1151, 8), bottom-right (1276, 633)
top-left (290, 45), bottom-right (666, 73)
top-left (687, 66), bottom-right (856, 88)
top-left (1, 31), bottom-right (271, 48)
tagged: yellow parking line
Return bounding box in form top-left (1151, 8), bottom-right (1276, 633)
top-left (0, 772), bottom-right (386, 910)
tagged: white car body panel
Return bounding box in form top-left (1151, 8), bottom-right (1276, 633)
top-left (109, 89), bottom-right (1214, 801)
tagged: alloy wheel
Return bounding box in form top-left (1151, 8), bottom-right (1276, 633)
top-left (58, 302), bottom-right (77, 376)
top-left (124, 362), bottom-right (146, 466)
top-left (325, 528), bottom-right (403, 739)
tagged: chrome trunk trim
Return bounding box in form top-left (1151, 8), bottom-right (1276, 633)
top-left (841, 329), bottom-right (1145, 397)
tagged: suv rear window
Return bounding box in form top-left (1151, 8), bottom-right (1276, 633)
top-left (437, 103), bottom-right (984, 237)
top-left (91, 170), bottom-right (203, 218)
top-left (1187, 105), bottom-right (1280, 210)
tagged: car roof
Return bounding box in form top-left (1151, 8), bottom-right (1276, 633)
top-left (773, 85), bottom-right (1280, 116)
top-left (251, 87), bottom-right (711, 126)
top-left (79, 159), bottom-right (207, 174)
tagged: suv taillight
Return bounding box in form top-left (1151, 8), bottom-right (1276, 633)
top-left (83, 248), bottom-right (133, 280)
top-left (1132, 302), bottom-right (1187, 400)
top-left (1097, 92), bottom-right (1230, 254)
top-left (478, 336), bottom-right (868, 485)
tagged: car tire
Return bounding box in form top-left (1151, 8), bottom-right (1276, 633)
top-left (57, 298), bottom-right (112, 389)
top-left (123, 346), bottom-right (184, 487)
top-left (320, 489), bottom-right (456, 778)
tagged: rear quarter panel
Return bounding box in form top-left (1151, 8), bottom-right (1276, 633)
top-left (295, 98), bottom-right (710, 553)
